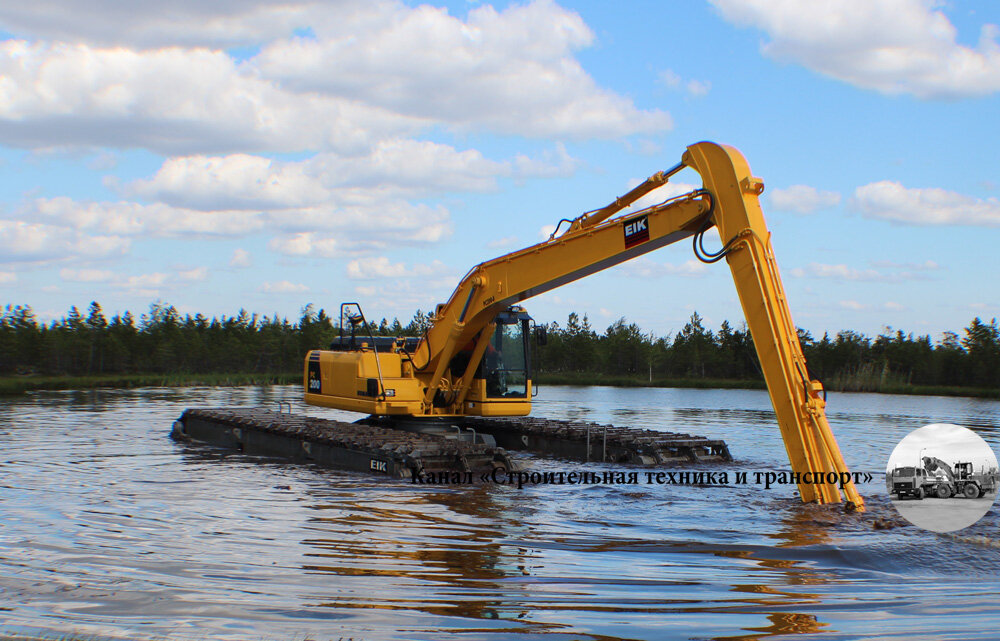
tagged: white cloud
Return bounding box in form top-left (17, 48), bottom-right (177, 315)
top-left (115, 272), bottom-right (168, 289)
top-left (0, 0), bottom-right (324, 48)
top-left (791, 263), bottom-right (887, 281)
top-left (487, 236), bottom-right (519, 249)
top-left (869, 259), bottom-right (940, 271)
top-left (0, 271), bottom-right (16, 283)
top-left (128, 154), bottom-right (330, 210)
top-left (839, 300), bottom-right (868, 311)
top-left (625, 139), bottom-right (662, 156)
top-left (267, 201), bottom-right (451, 256)
top-left (710, 0), bottom-right (1000, 98)
top-left (346, 256), bottom-right (408, 280)
top-left (254, 1), bottom-right (671, 138)
top-left (59, 268), bottom-right (115, 282)
top-left (660, 69), bottom-right (711, 97)
top-left (346, 278), bottom-right (456, 318)
top-left (346, 256), bottom-right (448, 280)
top-left (511, 143), bottom-right (579, 179)
top-left (0, 2), bottom-right (670, 154)
top-left (659, 69), bottom-right (682, 87)
top-left (58, 267), bottom-right (208, 294)
top-left (268, 233), bottom-right (341, 258)
top-left (177, 266), bottom-right (209, 281)
top-left (0, 220), bottom-right (130, 263)
top-left (102, 141), bottom-right (580, 258)
top-left (230, 248), bottom-right (252, 268)
top-left (32, 198), bottom-right (263, 237)
top-left (769, 185), bottom-right (841, 213)
top-left (686, 79), bottom-right (712, 96)
top-left (109, 271), bottom-right (171, 297)
top-left (259, 280), bottom-right (309, 293)
top-left (0, 40), bottom-right (416, 154)
top-left (790, 261), bottom-right (934, 282)
top-left (87, 151), bottom-right (118, 171)
top-left (884, 301), bottom-right (905, 311)
top-left (0, 0), bottom-right (669, 286)
top-left (126, 140), bottom-right (546, 211)
top-left (853, 181), bottom-right (1000, 226)
top-left (29, 190), bottom-right (455, 255)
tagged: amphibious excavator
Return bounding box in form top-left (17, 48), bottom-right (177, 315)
top-left (922, 456), bottom-right (997, 499)
top-left (299, 141), bottom-right (865, 510)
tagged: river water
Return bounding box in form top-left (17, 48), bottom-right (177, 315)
top-left (1, 384), bottom-right (999, 640)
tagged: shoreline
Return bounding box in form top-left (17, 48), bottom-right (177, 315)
top-left (535, 372), bottom-right (1000, 400)
top-left (2, 371), bottom-right (998, 400)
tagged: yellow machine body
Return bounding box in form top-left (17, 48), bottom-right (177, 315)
top-left (304, 320), bottom-right (533, 418)
top-left (303, 141), bottom-right (865, 510)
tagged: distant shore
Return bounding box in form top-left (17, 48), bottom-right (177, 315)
top-left (534, 372), bottom-right (1000, 399)
top-left (2, 371), bottom-right (998, 400)
top-left (0, 372), bottom-right (300, 396)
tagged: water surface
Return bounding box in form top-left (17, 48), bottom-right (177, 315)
top-left (1, 385), bottom-right (999, 640)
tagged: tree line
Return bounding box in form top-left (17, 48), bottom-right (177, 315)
top-left (1, 301), bottom-right (998, 391)
top-left (533, 311), bottom-right (999, 391)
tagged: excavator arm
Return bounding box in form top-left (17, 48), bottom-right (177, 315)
top-left (305, 141), bottom-right (864, 509)
top-left (412, 177), bottom-right (709, 410)
top-left (923, 456), bottom-right (956, 483)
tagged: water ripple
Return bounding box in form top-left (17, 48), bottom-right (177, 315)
top-left (1, 385), bottom-right (998, 640)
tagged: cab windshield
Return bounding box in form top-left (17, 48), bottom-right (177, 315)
top-left (481, 314), bottom-right (530, 398)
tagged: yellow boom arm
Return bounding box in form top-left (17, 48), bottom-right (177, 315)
top-left (409, 141), bottom-right (863, 508)
top-left (304, 141), bottom-right (863, 509)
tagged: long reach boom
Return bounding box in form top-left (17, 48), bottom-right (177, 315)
top-left (304, 141), bottom-right (865, 510)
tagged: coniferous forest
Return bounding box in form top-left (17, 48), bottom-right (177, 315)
top-left (1, 301), bottom-right (998, 396)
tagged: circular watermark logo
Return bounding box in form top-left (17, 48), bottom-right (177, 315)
top-left (885, 423), bottom-right (999, 532)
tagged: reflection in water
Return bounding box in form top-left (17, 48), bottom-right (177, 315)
top-left (715, 612), bottom-right (826, 641)
top-left (1, 385), bottom-right (999, 640)
top-left (303, 487), bottom-right (520, 622)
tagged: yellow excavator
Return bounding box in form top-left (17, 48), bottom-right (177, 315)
top-left (303, 141), bottom-right (865, 510)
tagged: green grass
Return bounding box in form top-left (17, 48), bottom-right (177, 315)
top-left (0, 372), bottom-right (301, 396)
top-left (533, 371), bottom-right (1000, 399)
top-left (2, 370), bottom-right (997, 400)
top-left (534, 371), bottom-right (768, 390)
top-left (874, 383), bottom-right (1000, 399)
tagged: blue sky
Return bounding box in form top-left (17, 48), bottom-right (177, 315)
top-left (0, 0), bottom-right (998, 341)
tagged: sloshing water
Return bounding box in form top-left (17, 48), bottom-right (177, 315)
top-left (1, 384), bottom-right (999, 640)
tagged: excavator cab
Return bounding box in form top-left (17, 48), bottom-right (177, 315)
top-left (953, 462), bottom-right (973, 480)
top-left (304, 303), bottom-right (533, 418)
top-left (456, 306), bottom-right (534, 417)
top-left (479, 309), bottom-right (532, 399)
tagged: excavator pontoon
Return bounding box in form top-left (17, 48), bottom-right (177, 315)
top-left (174, 141), bottom-right (865, 511)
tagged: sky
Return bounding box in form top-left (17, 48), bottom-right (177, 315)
top-left (1, 0), bottom-right (998, 341)
top-left (887, 423), bottom-right (998, 473)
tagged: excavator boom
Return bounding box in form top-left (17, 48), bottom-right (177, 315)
top-left (304, 141), bottom-right (865, 510)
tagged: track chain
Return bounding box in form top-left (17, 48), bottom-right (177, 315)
top-left (177, 408), bottom-right (514, 475)
top-left (461, 416), bottom-right (731, 463)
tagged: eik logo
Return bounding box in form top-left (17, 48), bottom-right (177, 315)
top-left (623, 215), bottom-right (650, 248)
